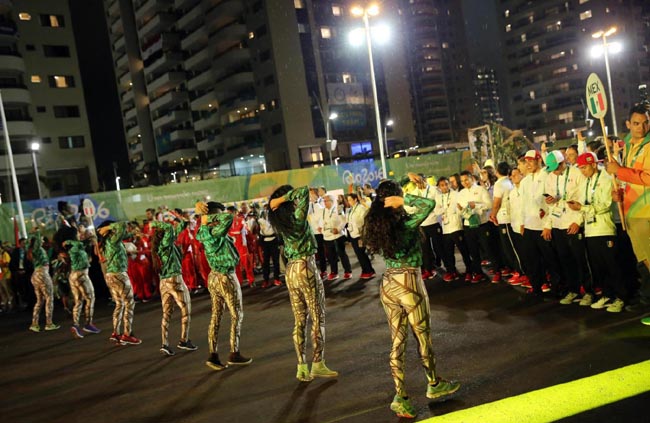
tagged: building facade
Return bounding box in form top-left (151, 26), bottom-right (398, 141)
top-left (472, 66), bottom-right (503, 125)
top-left (0, 0), bottom-right (98, 200)
top-left (498, 0), bottom-right (650, 142)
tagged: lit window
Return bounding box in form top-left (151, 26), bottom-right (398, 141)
top-left (541, 103), bottom-right (547, 113)
top-left (260, 103), bottom-right (266, 111)
top-left (580, 10), bottom-right (592, 20)
top-left (49, 15), bottom-right (60, 27)
top-left (579, 0), bottom-right (589, 3)
top-left (551, 51), bottom-right (565, 59)
top-left (533, 44), bottom-right (540, 52)
top-left (332, 5), bottom-right (341, 16)
top-left (504, 10), bottom-right (510, 18)
top-left (553, 67), bottom-right (567, 75)
top-left (529, 91), bottom-right (535, 100)
top-left (521, 33), bottom-right (526, 42)
top-left (505, 24), bottom-right (511, 32)
top-left (558, 111), bottom-right (573, 122)
top-left (442, 42), bottom-right (449, 48)
top-left (342, 72), bottom-right (352, 83)
top-left (19, 12), bottom-right (31, 20)
top-left (320, 27), bottom-right (332, 39)
top-left (31, 75), bottom-right (42, 83)
top-left (528, 15), bottom-right (534, 23)
top-left (52, 75), bottom-right (70, 88)
top-left (294, 0), bottom-right (304, 8)
top-left (248, 31), bottom-right (255, 39)
top-left (572, 63), bottom-right (578, 70)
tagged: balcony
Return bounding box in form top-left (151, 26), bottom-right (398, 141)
top-left (129, 141), bottom-right (143, 154)
top-left (176, 4), bottom-right (203, 32)
top-left (147, 71), bottom-right (185, 96)
top-left (181, 26), bottom-right (208, 51)
top-left (144, 51), bottom-right (183, 77)
top-left (0, 22), bottom-right (18, 42)
top-left (185, 47), bottom-right (211, 71)
top-left (124, 106), bottom-right (138, 121)
top-left (113, 34), bottom-right (125, 53)
top-left (190, 90), bottom-right (217, 110)
top-left (0, 53), bottom-right (25, 73)
top-left (187, 69), bottom-right (213, 92)
top-left (194, 113), bottom-right (219, 132)
top-left (6, 120), bottom-right (36, 137)
top-left (118, 71), bottom-right (132, 88)
top-left (158, 146), bottom-right (198, 165)
top-left (0, 88), bottom-right (31, 105)
top-left (121, 89), bottom-right (134, 105)
top-left (174, 0), bottom-right (200, 10)
top-left (107, 0), bottom-right (120, 17)
top-left (197, 132), bottom-right (222, 149)
top-left (111, 17), bottom-right (123, 35)
top-left (213, 46), bottom-right (249, 71)
top-left (205, 0), bottom-right (245, 31)
top-left (135, 0), bottom-right (173, 22)
top-left (208, 24), bottom-right (246, 54)
top-left (126, 125), bottom-right (140, 138)
top-left (152, 109), bottom-right (191, 130)
top-left (115, 52), bottom-right (129, 71)
top-left (149, 90), bottom-right (189, 112)
top-left (169, 128), bottom-right (194, 142)
top-left (214, 71), bottom-right (253, 101)
top-left (138, 13), bottom-right (175, 40)
top-left (221, 116), bottom-right (260, 136)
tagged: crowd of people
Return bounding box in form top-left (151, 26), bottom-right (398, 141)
top-left (1, 104), bottom-right (648, 419)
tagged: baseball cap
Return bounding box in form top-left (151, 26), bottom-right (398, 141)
top-left (545, 150), bottom-right (565, 172)
top-left (576, 152), bottom-right (598, 167)
top-left (524, 150), bottom-right (541, 160)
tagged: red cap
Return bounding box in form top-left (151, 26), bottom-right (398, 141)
top-left (576, 152), bottom-right (598, 167)
top-left (524, 150), bottom-right (541, 160)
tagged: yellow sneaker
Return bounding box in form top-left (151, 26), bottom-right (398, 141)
top-left (310, 360), bottom-right (338, 378)
top-left (296, 363), bottom-right (313, 382)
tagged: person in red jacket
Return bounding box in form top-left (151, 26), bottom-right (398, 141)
top-left (228, 206), bottom-right (254, 287)
top-left (176, 213), bottom-right (199, 292)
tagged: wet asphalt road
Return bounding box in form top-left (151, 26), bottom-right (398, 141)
top-left (1, 250), bottom-right (649, 423)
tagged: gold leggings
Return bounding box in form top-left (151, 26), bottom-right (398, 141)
top-left (69, 269), bottom-right (95, 326)
top-left (31, 266), bottom-right (54, 326)
top-left (207, 271), bottom-right (243, 354)
top-left (286, 256), bottom-right (326, 364)
top-left (160, 275), bottom-right (192, 346)
top-left (380, 267), bottom-right (437, 397)
top-left (105, 272), bottom-right (135, 335)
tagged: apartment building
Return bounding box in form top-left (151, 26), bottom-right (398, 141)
top-left (498, 0), bottom-right (650, 142)
top-left (473, 67), bottom-right (504, 125)
top-left (0, 0), bottom-right (97, 200)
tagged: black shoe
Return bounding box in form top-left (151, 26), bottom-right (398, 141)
top-left (177, 340), bottom-right (198, 351)
top-left (206, 353), bottom-right (228, 371)
top-left (228, 351), bottom-right (253, 366)
top-left (160, 345), bottom-right (175, 356)
top-left (625, 300), bottom-right (650, 312)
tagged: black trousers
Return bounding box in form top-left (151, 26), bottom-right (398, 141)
top-left (314, 233), bottom-right (327, 273)
top-left (551, 228), bottom-right (590, 294)
top-left (463, 223), bottom-right (500, 274)
top-left (442, 230), bottom-right (471, 274)
top-left (350, 237), bottom-right (374, 274)
top-left (261, 237), bottom-right (281, 281)
top-left (324, 237), bottom-right (352, 274)
top-left (522, 229), bottom-right (563, 293)
top-left (585, 236), bottom-right (627, 300)
top-left (615, 223), bottom-right (641, 296)
top-left (421, 223), bottom-right (444, 271)
top-left (497, 224), bottom-right (520, 272)
top-left (509, 231), bottom-right (527, 274)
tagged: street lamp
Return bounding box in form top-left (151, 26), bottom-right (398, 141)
top-left (350, 4), bottom-right (388, 179)
top-left (325, 112), bottom-right (338, 166)
top-left (30, 142), bottom-right (42, 199)
top-left (384, 119), bottom-right (394, 157)
top-left (591, 26), bottom-right (620, 135)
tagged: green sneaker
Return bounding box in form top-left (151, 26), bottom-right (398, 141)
top-left (426, 377), bottom-right (461, 399)
top-left (296, 363), bottom-right (313, 382)
top-left (44, 323), bottom-right (61, 331)
top-left (641, 317), bottom-right (650, 326)
top-left (29, 325), bottom-right (40, 333)
top-left (310, 360), bottom-right (338, 378)
top-left (390, 395), bottom-right (417, 418)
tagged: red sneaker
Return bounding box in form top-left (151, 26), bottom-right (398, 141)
top-left (320, 271), bottom-right (328, 280)
top-left (273, 279), bottom-right (282, 286)
top-left (471, 273), bottom-right (484, 283)
top-left (343, 272), bottom-right (352, 280)
top-left (464, 273), bottom-right (472, 282)
top-left (541, 283), bottom-right (551, 293)
top-left (521, 278), bottom-right (532, 289)
top-left (109, 332), bottom-right (121, 343)
top-left (491, 272), bottom-right (501, 284)
top-left (481, 260), bottom-right (491, 266)
top-left (327, 273), bottom-right (338, 281)
top-left (443, 272), bottom-right (458, 282)
top-left (501, 268), bottom-right (513, 277)
top-left (507, 272), bottom-right (521, 283)
top-left (421, 270), bottom-right (431, 280)
top-left (120, 334), bottom-right (142, 345)
top-left (360, 272), bottom-right (376, 280)
top-left (261, 280), bottom-right (270, 288)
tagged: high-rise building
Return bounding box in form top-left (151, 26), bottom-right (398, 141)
top-left (472, 67), bottom-right (503, 125)
top-left (103, 0), bottom-right (418, 183)
top-left (498, 0), bottom-right (650, 142)
top-left (0, 0), bottom-right (98, 200)
top-left (397, 0), bottom-right (476, 147)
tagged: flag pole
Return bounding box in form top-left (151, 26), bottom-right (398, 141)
top-left (0, 91), bottom-right (28, 238)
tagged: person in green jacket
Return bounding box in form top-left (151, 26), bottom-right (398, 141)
top-left (269, 185), bottom-right (338, 382)
top-left (363, 178), bottom-right (460, 419)
top-left (195, 201), bottom-right (252, 371)
top-left (150, 210), bottom-right (197, 356)
top-left (59, 225), bottom-right (100, 339)
top-left (97, 221), bottom-right (141, 346)
top-left (28, 228), bottom-right (60, 332)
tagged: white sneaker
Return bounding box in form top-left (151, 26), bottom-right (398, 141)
top-left (559, 292), bottom-right (579, 305)
top-left (590, 296), bottom-right (611, 309)
top-left (606, 298), bottom-right (624, 313)
top-left (578, 294), bottom-right (593, 306)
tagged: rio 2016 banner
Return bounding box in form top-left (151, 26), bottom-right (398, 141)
top-left (0, 151), bottom-right (470, 242)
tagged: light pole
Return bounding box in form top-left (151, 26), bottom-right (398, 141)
top-left (384, 119), bottom-right (393, 157)
top-left (30, 142), bottom-right (42, 200)
top-left (351, 4), bottom-right (387, 179)
top-left (326, 112), bottom-right (338, 166)
top-left (591, 26), bottom-right (621, 136)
